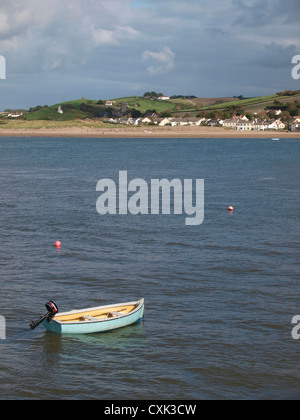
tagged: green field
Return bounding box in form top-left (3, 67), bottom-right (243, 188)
top-left (24, 107), bottom-right (89, 121)
top-left (14, 91), bottom-right (300, 121)
top-left (24, 99), bottom-right (98, 121)
top-left (68, 91), bottom-right (300, 115)
top-left (193, 93), bottom-right (300, 113)
top-left (109, 97), bottom-right (180, 113)
top-left (22, 97), bottom-right (181, 121)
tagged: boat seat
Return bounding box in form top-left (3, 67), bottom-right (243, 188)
top-left (106, 311), bottom-right (121, 318)
top-left (82, 315), bottom-right (98, 321)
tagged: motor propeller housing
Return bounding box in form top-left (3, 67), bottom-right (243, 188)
top-left (45, 301), bottom-right (59, 317)
top-left (30, 301), bottom-right (59, 331)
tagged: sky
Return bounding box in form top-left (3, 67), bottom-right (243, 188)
top-left (0, 0), bottom-right (299, 109)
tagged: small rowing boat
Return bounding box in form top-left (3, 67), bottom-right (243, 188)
top-left (30, 299), bottom-right (144, 335)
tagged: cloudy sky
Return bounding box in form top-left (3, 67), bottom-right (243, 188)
top-left (0, 0), bottom-right (299, 109)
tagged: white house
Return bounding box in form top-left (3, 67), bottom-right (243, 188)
top-left (141, 117), bottom-right (152, 125)
top-left (268, 119), bottom-right (284, 130)
top-left (170, 117), bottom-right (207, 127)
top-left (289, 117), bottom-right (300, 132)
top-left (186, 117), bottom-right (206, 126)
top-left (7, 113), bottom-right (23, 118)
top-left (253, 121), bottom-right (269, 131)
top-left (159, 117), bottom-right (172, 126)
top-left (158, 96), bottom-right (170, 101)
top-left (222, 119), bottom-right (238, 129)
top-left (236, 120), bottom-right (253, 131)
top-left (172, 118), bottom-right (189, 126)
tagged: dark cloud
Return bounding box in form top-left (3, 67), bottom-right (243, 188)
top-left (205, 28), bottom-right (228, 38)
top-left (280, 0), bottom-right (300, 23)
top-left (254, 42), bottom-right (298, 69)
top-left (233, 0), bottom-right (280, 27)
top-left (233, 0), bottom-right (300, 27)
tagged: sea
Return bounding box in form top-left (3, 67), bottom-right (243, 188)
top-left (0, 136), bottom-right (299, 400)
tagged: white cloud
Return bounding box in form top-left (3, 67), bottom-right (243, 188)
top-left (142, 46), bottom-right (175, 75)
top-left (91, 25), bottom-right (139, 46)
top-left (0, 0), bottom-right (299, 108)
top-left (0, 0), bottom-right (140, 65)
top-left (0, 0), bottom-right (59, 39)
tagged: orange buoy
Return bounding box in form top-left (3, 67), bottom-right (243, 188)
top-left (228, 206), bottom-right (234, 212)
top-left (55, 241), bottom-right (62, 248)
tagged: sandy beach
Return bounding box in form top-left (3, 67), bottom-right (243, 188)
top-left (0, 124), bottom-right (299, 138)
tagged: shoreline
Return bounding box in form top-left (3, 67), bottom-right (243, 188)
top-left (0, 125), bottom-right (299, 138)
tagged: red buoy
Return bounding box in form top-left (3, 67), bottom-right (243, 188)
top-left (55, 241), bottom-right (62, 248)
top-left (228, 206), bottom-right (234, 212)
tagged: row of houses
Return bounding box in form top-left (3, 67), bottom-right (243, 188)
top-left (104, 115), bottom-right (289, 131)
top-left (221, 117), bottom-right (286, 131)
top-left (104, 116), bottom-right (206, 127)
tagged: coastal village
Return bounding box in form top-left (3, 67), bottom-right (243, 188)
top-left (103, 114), bottom-right (300, 132)
top-left (2, 109), bottom-right (299, 132)
top-left (1, 90), bottom-right (300, 133)
top-left (100, 93), bottom-right (300, 131)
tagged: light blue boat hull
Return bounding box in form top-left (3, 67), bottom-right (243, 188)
top-left (42, 299), bottom-right (144, 335)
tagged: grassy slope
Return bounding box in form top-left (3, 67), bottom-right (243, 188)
top-left (110, 97), bottom-right (177, 113)
top-left (24, 107), bottom-right (89, 121)
top-left (24, 99), bottom-right (100, 121)
top-left (196, 94), bottom-right (300, 113)
top-left (21, 92), bottom-right (300, 121)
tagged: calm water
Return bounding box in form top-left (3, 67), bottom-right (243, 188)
top-left (0, 137), bottom-right (299, 400)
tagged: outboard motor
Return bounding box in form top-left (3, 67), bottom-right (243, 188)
top-left (30, 301), bottom-right (59, 330)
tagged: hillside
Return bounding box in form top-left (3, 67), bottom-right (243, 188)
top-left (22, 96), bottom-right (188, 121)
top-left (194, 92), bottom-right (300, 114)
top-left (108, 97), bottom-right (177, 113)
top-left (10, 90), bottom-right (300, 121)
top-left (24, 99), bottom-right (99, 121)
